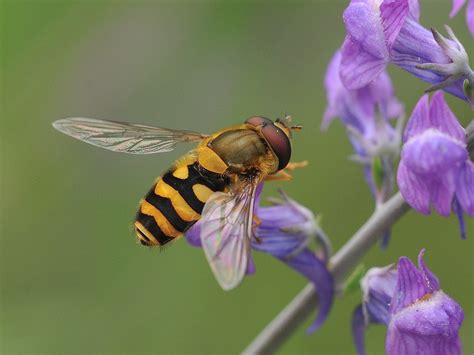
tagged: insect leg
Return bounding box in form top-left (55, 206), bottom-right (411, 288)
top-left (264, 170), bottom-right (293, 182)
top-left (285, 160), bottom-right (308, 171)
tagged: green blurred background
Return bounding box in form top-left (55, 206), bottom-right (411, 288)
top-left (1, 1), bottom-right (472, 354)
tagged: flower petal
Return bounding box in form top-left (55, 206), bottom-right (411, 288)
top-left (254, 182), bottom-right (264, 204)
top-left (390, 256), bottom-right (428, 314)
top-left (321, 50), bottom-right (362, 130)
top-left (352, 305), bottom-right (367, 355)
top-left (450, 0), bottom-right (466, 17)
top-left (429, 92), bottom-right (466, 142)
top-left (397, 160), bottom-right (431, 214)
top-left (290, 249), bottom-right (334, 334)
top-left (185, 222), bottom-right (202, 247)
top-left (456, 161), bottom-right (474, 216)
top-left (361, 265), bottom-right (398, 325)
top-left (246, 255), bottom-right (256, 275)
top-left (322, 106), bottom-right (338, 131)
top-left (429, 173), bottom-right (456, 216)
top-left (252, 227), bottom-right (306, 259)
top-left (343, 2), bottom-right (389, 58)
top-left (408, 0), bottom-right (420, 20)
top-left (322, 48), bottom-right (401, 136)
top-left (453, 197), bottom-right (467, 240)
top-left (340, 36), bottom-right (388, 90)
top-left (402, 130), bottom-right (467, 176)
top-left (254, 230), bottom-right (334, 333)
top-left (417, 249), bottom-right (440, 292)
top-left (253, 193), bottom-right (334, 332)
top-left (255, 193), bottom-right (317, 249)
top-left (369, 71), bottom-right (404, 120)
top-left (380, 0), bottom-right (410, 48)
top-left (467, 0), bottom-right (474, 35)
top-left (392, 20), bottom-right (450, 66)
top-left (386, 291), bottom-right (464, 355)
top-left (323, 51), bottom-right (343, 118)
top-left (402, 94), bottom-right (431, 142)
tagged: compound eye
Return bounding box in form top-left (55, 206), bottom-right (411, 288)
top-left (261, 124), bottom-right (291, 171)
top-left (245, 116), bottom-right (273, 127)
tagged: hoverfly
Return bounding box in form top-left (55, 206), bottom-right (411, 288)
top-left (53, 116), bottom-right (302, 290)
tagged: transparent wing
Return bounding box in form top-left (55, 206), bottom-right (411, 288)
top-left (200, 182), bottom-right (257, 291)
top-left (52, 117), bottom-right (208, 154)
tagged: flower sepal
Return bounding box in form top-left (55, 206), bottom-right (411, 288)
top-left (416, 26), bottom-right (474, 96)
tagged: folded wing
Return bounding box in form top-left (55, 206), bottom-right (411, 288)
top-left (199, 183), bottom-right (257, 290)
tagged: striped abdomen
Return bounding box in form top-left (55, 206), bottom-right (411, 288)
top-left (134, 160), bottom-right (230, 247)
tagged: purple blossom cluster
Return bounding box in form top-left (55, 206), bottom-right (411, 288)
top-left (323, 50), bottom-right (404, 210)
top-left (187, 0), bottom-right (470, 353)
top-left (324, 0), bottom-right (473, 235)
top-left (320, 0), bottom-right (471, 353)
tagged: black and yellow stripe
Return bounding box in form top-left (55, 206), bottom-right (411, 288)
top-left (134, 159), bottom-right (230, 247)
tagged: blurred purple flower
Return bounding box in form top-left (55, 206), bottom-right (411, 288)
top-left (340, 0), bottom-right (473, 101)
top-left (323, 50), bottom-right (404, 247)
top-left (186, 187), bottom-right (334, 333)
top-left (386, 250), bottom-right (464, 355)
top-left (352, 250), bottom-right (464, 355)
top-left (352, 265), bottom-right (397, 355)
top-left (451, 0), bottom-right (474, 35)
top-left (397, 92), bottom-right (473, 238)
top-left (323, 50), bottom-right (404, 207)
top-left (323, 50), bottom-right (403, 133)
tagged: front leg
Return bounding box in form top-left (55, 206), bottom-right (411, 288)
top-left (264, 160), bottom-right (308, 182)
top-left (286, 160), bottom-right (308, 171)
top-left (265, 170), bottom-right (293, 182)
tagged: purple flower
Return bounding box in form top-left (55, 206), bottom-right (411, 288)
top-left (186, 187), bottom-right (334, 333)
top-left (323, 50), bottom-right (404, 246)
top-left (386, 250), bottom-right (464, 355)
top-left (340, 0), bottom-right (473, 101)
top-left (360, 265), bottom-right (398, 325)
top-left (252, 190), bottom-right (334, 333)
top-left (323, 50), bottom-right (404, 208)
top-left (451, 0), bottom-right (474, 35)
top-left (352, 265), bottom-right (397, 354)
top-left (352, 250), bottom-right (464, 355)
top-left (397, 92), bottom-right (474, 238)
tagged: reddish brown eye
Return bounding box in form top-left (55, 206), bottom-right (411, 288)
top-left (245, 116), bottom-right (273, 127)
top-left (261, 124), bottom-right (291, 170)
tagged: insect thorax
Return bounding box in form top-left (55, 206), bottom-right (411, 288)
top-left (208, 128), bottom-right (273, 172)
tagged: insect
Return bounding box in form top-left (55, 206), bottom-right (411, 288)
top-left (52, 116), bottom-right (302, 290)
